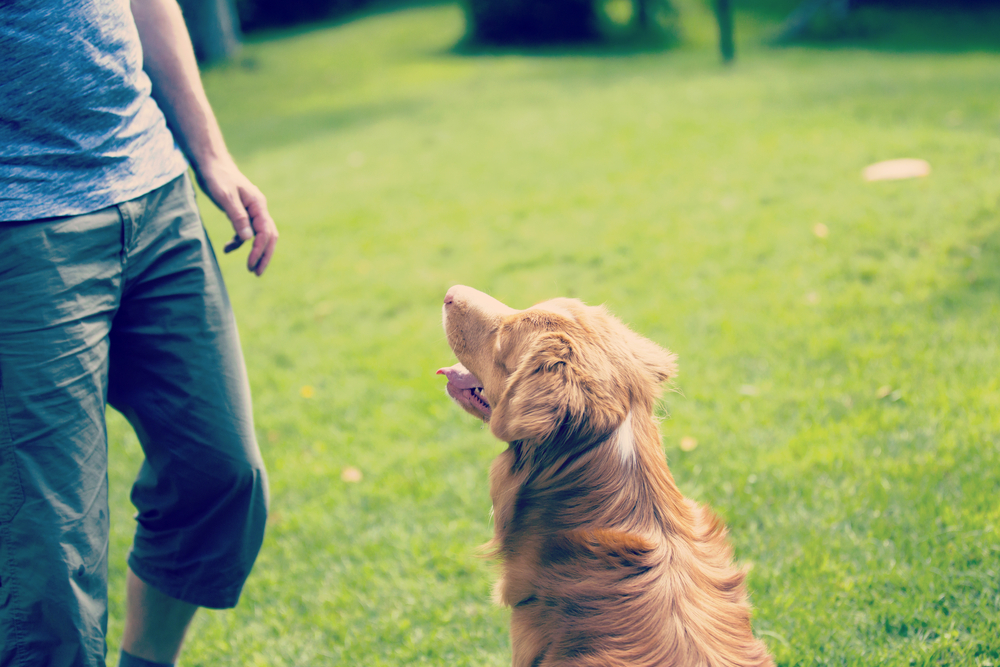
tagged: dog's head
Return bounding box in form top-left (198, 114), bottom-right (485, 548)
top-left (438, 286), bottom-right (677, 448)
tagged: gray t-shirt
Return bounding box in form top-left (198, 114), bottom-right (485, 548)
top-left (0, 0), bottom-right (189, 221)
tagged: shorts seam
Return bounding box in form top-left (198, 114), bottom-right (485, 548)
top-left (0, 367), bottom-right (25, 524)
top-left (0, 521), bottom-right (28, 666)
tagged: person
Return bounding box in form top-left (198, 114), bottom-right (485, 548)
top-left (0, 1), bottom-right (278, 666)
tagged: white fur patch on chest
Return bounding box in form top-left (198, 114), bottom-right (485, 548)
top-left (614, 411), bottom-right (636, 465)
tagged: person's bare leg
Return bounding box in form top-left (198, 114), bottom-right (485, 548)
top-left (121, 567), bottom-right (198, 663)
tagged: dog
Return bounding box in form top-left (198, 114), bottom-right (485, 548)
top-left (437, 285), bottom-right (773, 667)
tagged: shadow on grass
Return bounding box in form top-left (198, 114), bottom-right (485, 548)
top-left (238, 0), bottom-right (457, 46)
top-left (448, 3), bottom-right (1000, 59)
top-left (931, 222), bottom-right (1000, 317)
top-left (224, 99), bottom-right (427, 160)
top-left (450, 33), bottom-right (681, 58)
top-left (754, 5), bottom-right (1000, 53)
top-left (236, 0), bottom-right (1000, 56)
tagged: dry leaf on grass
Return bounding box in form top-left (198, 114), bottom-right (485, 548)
top-left (680, 436), bottom-right (698, 451)
top-left (863, 159), bottom-right (931, 182)
top-left (341, 466), bottom-right (363, 483)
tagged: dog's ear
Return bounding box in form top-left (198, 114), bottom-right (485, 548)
top-left (625, 329), bottom-right (678, 385)
top-left (491, 332), bottom-right (626, 446)
top-left (593, 307), bottom-right (677, 386)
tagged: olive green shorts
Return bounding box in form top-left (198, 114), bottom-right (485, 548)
top-left (0, 173), bottom-right (268, 667)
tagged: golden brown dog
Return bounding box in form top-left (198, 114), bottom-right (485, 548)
top-left (438, 285), bottom-right (773, 667)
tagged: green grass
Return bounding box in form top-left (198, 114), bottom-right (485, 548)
top-left (105, 2), bottom-right (1000, 664)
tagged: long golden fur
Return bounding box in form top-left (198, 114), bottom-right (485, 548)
top-left (438, 286), bottom-right (773, 667)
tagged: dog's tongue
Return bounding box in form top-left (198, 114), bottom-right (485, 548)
top-left (436, 362), bottom-right (492, 419)
top-left (436, 363), bottom-right (482, 390)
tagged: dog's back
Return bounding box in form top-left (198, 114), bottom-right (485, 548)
top-left (490, 406), bottom-right (772, 667)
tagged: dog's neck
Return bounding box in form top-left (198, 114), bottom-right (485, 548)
top-left (491, 406), bottom-right (690, 548)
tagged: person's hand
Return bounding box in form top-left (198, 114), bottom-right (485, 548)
top-left (195, 158), bottom-right (278, 276)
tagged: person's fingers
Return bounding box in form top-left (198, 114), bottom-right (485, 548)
top-left (198, 166), bottom-right (277, 273)
top-left (218, 187), bottom-right (250, 254)
top-left (204, 169), bottom-right (253, 243)
top-left (252, 232), bottom-right (278, 276)
top-left (240, 185), bottom-right (278, 276)
top-left (221, 191), bottom-right (252, 236)
top-left (248, 222), bottom-right (278, 275)
top-left (223, 234), bottom-right (244, 253)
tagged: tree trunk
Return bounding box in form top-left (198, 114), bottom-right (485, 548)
top-left (715, 0), bottom-right (734, 63)
top-left (178, 0), bottom-right (242, 64)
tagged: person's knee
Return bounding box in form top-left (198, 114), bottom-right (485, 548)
top-left (216, 454), bottom-right (269, 542)
top-left (129, 449), bottom-right (268, 608)
top-left (190, 451), bottom-right (269, 554)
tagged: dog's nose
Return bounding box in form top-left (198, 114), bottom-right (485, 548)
top-left (444, 286), bottom-right (461, 307)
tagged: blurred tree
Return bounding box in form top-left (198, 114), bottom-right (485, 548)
top-left (463, 0), bottom-right (678, 44)
top-left (715, 0), bottom-right (734, 62)
top-left (464, 0), bottom-right (601, 43)
top-left (236, 0), bottom-right (366, 31)
top-left (178, 0), bottom-right (242, 63)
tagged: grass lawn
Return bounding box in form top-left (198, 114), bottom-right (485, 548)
top-left (104, 1), bottom-right (1000, 664)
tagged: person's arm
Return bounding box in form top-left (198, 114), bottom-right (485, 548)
top-left (130, 0), bottom-right (277, 276)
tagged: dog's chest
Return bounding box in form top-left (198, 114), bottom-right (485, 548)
top-left (488, 448), bottom-right (526, 541)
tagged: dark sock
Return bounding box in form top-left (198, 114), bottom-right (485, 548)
top-left (118, 650), bottom-right (174, 667)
